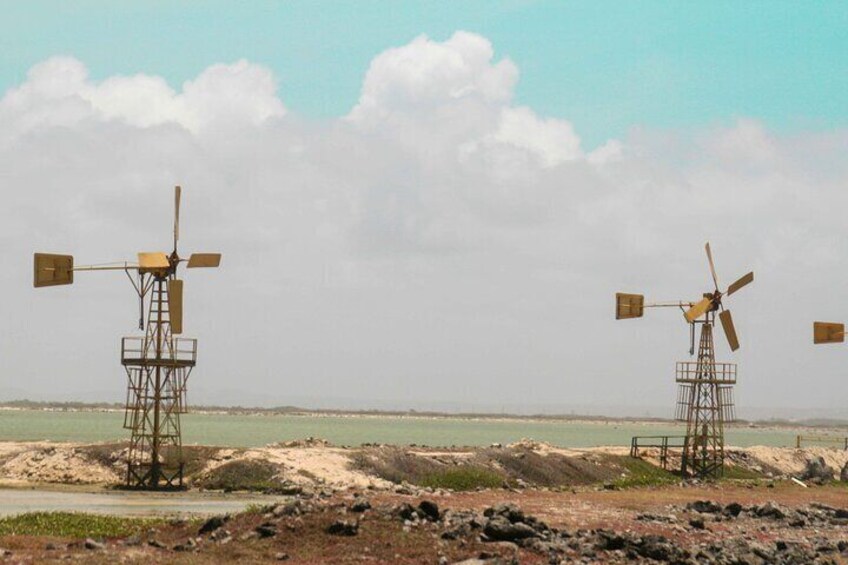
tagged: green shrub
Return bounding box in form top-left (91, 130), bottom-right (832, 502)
top-left (611, 457), bottom-right (678, 488)
top-left (0, 512), bottom-right (162, 538)
top-left (419, 467), bottom-right (504, 491)
top-left (720, 465), bottom-right (764, 480)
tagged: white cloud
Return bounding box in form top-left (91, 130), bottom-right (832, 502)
top-left (348, 31), bottom-right (517, 122)
top-left (345, 32), bottom-right (587, 172)
top-left (491, 106), bottom-right (582, 166)
top-left (587, 139), bottom-right (623, 165)
top-left (178, 60), bottom-right (286, 131)
top-left (704, 118), bottom-right (776, 165)
top-left (0, 57), bottom-right (284, 139)
top-left (2, 33), bottom-right (847, 418)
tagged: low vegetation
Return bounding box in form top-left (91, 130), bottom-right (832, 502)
top-left (352, 447), bottom-right (657, 490)
top-left (487, 449), bottom-right (623, 486)
top-left (720, 464), bottom-right (765, 480)
top-left (609, 456), bottom-right (679, 488)
top-left (418, 467), bottom-right (504, 490)
top-left (194, 459), bottom-right (284, 492)
top-left (351, 448), bottom-right (505, 490)
top-left (351, 448), bottom-right (446, 485)
top-left (0, 512), bottom-right (162, 538)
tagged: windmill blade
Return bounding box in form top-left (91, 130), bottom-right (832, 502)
top-left (168, 279), bottom-right (183, 334)
top-left (719, 309), bottom-right (740, 352)
top-left (33, 253), bottom-right (74, 287)
top-left (683, 296), bottom-right (713, 323)
top-left (705, 242), bottom-right (720, 292)
top-left (727, 272), bottom-right (754, 296)
top-left (187, 253), bottom-right (221, 268)
top-left (174, 185), bottom-right (181, 252)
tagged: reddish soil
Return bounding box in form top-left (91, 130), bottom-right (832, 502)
top-left (2, 482), bottom-right (848, 563)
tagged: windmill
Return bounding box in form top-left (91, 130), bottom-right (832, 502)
top-left (33, 186), bottom-right (221, 489)
top-left (615, 243), bottom-right (753, 478)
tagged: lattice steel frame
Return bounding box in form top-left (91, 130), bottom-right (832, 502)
top-left (675, 311), bottom-right (737, 478)
top-left (121, 276), bottom-right (196, 489)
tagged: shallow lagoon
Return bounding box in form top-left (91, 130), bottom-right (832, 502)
top-left (0, 409), bottom-right (803, 448)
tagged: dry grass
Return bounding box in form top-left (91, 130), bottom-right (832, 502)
top-left (76, 442), bottom-right (125, 469)
top-left (484, 448), bottom-right (623, 487)
top-left (194, 459), bottom-right (283, 492)
top-left (351, 448), bottom-right (506, 490)
top-left (352, 446), bottom-right (643, 490)
top-left (351, 448), bottom-right (445, 485)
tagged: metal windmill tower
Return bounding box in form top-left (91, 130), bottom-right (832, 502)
top-left (33, 186), bottom-right (221, 489)
top-left (615, 243), bottom-right (753, 478)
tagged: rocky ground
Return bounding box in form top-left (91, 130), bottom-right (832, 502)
top-left (2, 440), bottom-right (848, 563)
top-left (2, 482), bottom-right (848, 563)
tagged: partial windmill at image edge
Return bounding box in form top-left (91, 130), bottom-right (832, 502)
top-left (813, 321), bottom-right (845, 345)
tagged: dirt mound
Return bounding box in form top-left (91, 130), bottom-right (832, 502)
top-left (0, 443), bottom-right (120, 484)
top-left (3, 439), bottom-right (848, 491)
top-left (195, 459), bottom-right (287, 492)
top-left (741, 446), bottom-right (848, 478)
top-left (196, 446), bottom-right (390, 491)
top-left (352, 445), bottom-right (637, 490)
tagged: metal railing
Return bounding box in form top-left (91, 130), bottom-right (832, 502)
top-left (675, 361), bottom-right (737, 384)
top-left (121, 336), bottom-right (197, 364)
top-left (796, 435), bottom-right (848, 450)
top-left (630, 435), bottom-right (687, 469)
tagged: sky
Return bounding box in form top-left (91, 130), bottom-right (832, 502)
top-left (1, 2), bottom-right (847, 418)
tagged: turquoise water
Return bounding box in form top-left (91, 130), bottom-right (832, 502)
top-left (0, 409), bottom-right (802, 448)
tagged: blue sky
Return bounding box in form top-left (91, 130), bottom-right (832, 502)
top-left (3, 2), bottom-right (848, 414)
top-left (3, 1), bottom-right (846, 148)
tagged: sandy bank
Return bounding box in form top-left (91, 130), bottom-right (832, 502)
top-left (1, 438), bottom-right (846, 492)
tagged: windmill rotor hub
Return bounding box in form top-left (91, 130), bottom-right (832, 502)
top-left (706, 291), bottom-right (722, 312)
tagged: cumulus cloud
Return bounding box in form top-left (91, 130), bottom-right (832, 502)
top-left (2, 32), bottom-right (847, 418)
top-left (346, 32), bottom-right (583, 170)
top-left (0, 56), bottom-right (284, 139)
top-left (349, 32), bottom-right (517, 121)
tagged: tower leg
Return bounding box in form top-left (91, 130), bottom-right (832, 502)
top-left (122, 278), bottom-right (190, 489)
top-left (681, 319), bottom-right (726, 478)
